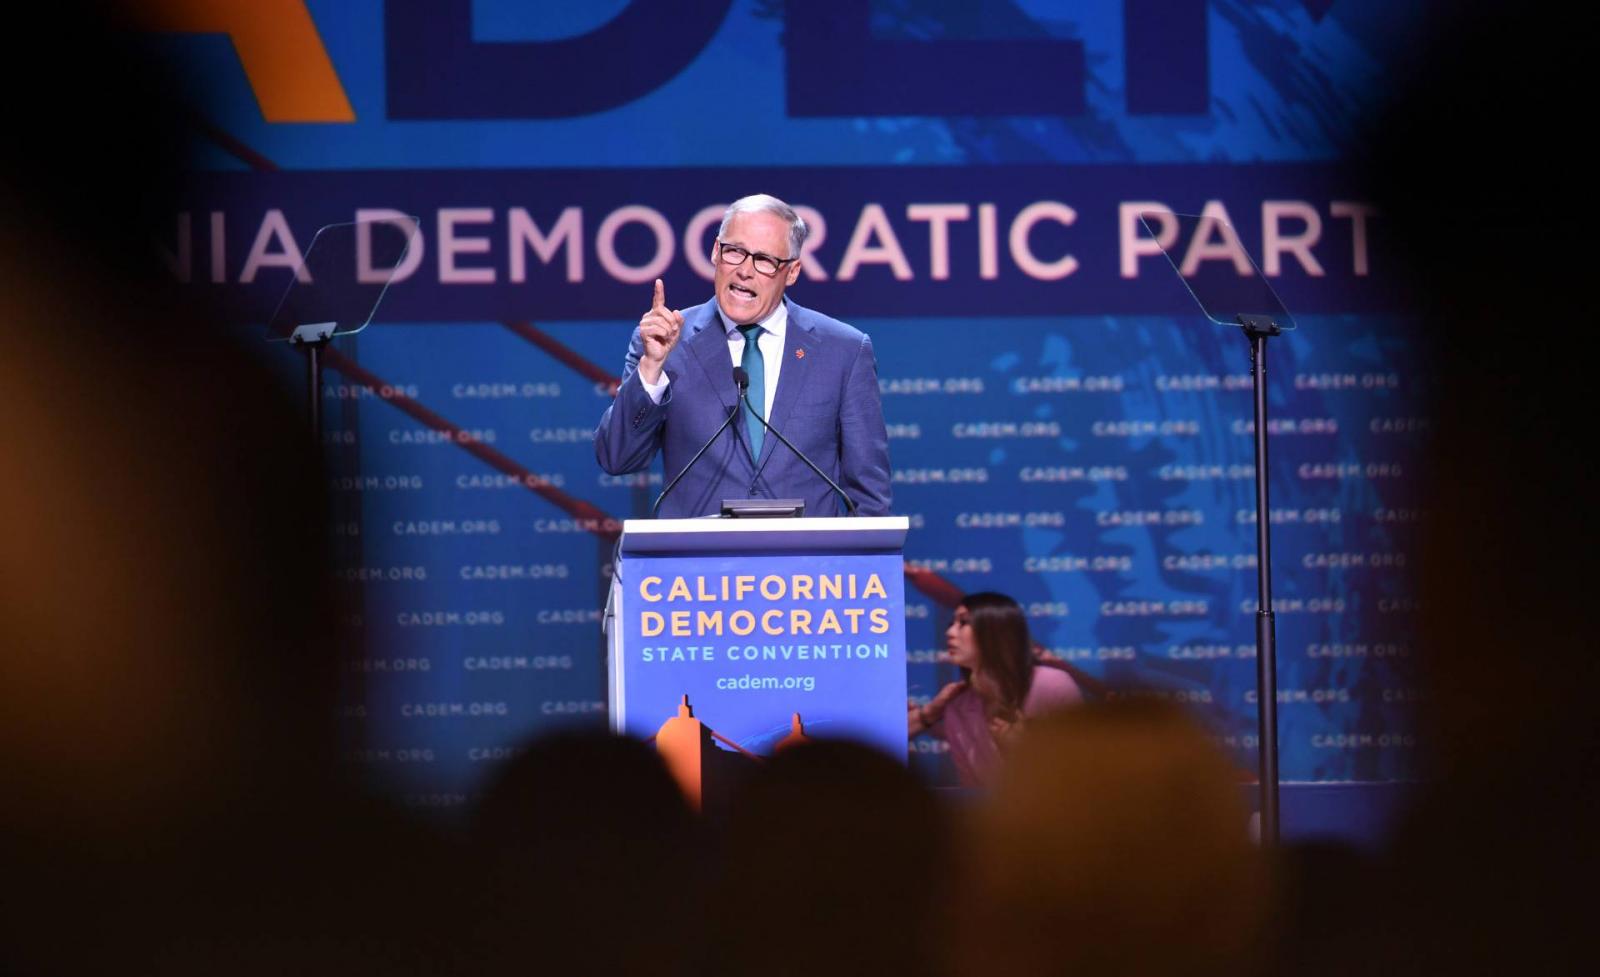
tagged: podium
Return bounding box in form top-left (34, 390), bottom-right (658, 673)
top-left (607, 517), bottom-right (910, 804)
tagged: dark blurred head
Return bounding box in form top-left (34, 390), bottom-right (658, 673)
top-left (1353, 6), bottom-right (1593, 974)
top-left (1, 0), bottom-right (331, 850)
top-left (469, 731), bottom-right (703, 977)
top-left (959, 701), bottom-right (1265, 977)
top-left (474, 729), bottom-right (694, 846)
top-left (3, 2), bottom-right (190, 292)
top-left (1364, 2), bottom-right (1593, 784)
top-left (0, 10), bottom-right (357, 975)
top-left (710, 739), bottom-right (952, 977)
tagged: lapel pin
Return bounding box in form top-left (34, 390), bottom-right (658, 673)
top-left (795, 349), bottom-right (805, 360)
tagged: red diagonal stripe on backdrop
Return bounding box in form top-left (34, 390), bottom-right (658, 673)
top-left (191, 119), bottom-right (964, 609)
top-left (191, 113), bottom-right (281, 172)
top-left (902, 566), bottom-right (966, 608)
top-left (322, 347), bottom-right (622, 540)
top-left (503, 320), bottom-right (620, 396)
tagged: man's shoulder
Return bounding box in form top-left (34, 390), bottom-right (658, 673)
top-left (786, 299), bottom-right (868, 346)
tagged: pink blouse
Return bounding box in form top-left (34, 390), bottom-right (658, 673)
top-left (940, 666), bottom-right (1082, 787)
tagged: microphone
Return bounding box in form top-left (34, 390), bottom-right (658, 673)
top-left (650, 373), bottom-right (743, 518)
top-left (734, 366), bottom-right (859, 516)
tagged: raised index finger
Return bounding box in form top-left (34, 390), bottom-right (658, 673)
top-left (652, 278), bottom-right (666, 311)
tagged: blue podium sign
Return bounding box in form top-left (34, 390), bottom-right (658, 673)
top-left (609, 518), bottom-right (909, 770)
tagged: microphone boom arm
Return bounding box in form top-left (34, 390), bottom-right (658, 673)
top-left (651, 399), bottom-right (742, 518)
top-left (739, 385), bottom-right (858, 516)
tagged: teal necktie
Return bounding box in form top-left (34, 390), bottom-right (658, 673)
top-left (737, 323), bottom-right (764, 460)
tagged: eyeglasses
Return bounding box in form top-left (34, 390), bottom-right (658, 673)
top-left (715, 240), bottom-right (795, 277)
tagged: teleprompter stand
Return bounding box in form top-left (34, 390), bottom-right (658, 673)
top-left (1141, 212), bottom-right (1298, 844)
top-left (265, 216), bottom-right (420, 445)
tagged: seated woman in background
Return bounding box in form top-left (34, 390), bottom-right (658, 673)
top-left (908, 592), bottom-right (1083, 786)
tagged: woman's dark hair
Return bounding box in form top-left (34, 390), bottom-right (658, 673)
top-left (960, 591), bottom-right (1035, 718)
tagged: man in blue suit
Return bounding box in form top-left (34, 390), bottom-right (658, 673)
top-left (595, 194), bottom-right (892, 518)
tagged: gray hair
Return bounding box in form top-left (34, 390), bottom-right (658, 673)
top-left (718, 193), bottom-right (808, 259)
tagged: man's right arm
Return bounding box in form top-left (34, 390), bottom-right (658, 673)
top-left (594, 279), bottom-right (684, 474)
top-left (594, 328), bottom-right (669, 474)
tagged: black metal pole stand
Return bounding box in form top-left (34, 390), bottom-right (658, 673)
top-left (1239, 314), bottom-right (1282, 845)
top-left (292, 333), bottom-right (332, 449)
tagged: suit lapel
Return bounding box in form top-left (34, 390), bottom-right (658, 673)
top-left (683, 304), bottom-right (737, 411)
top-left (755, 300), bottom-right (816, 473)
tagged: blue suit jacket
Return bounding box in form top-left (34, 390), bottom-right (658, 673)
top-left (595, 297), bottom-right (892, 518)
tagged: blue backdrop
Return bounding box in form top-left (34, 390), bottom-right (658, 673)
top-left (146, 0), bottom-right (1430, 807)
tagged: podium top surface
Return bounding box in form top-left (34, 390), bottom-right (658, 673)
top-left (619, 516), bottom-right (909, 554)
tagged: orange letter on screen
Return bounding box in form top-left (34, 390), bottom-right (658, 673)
top-left (134, 0), bottom-right (354, 122)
